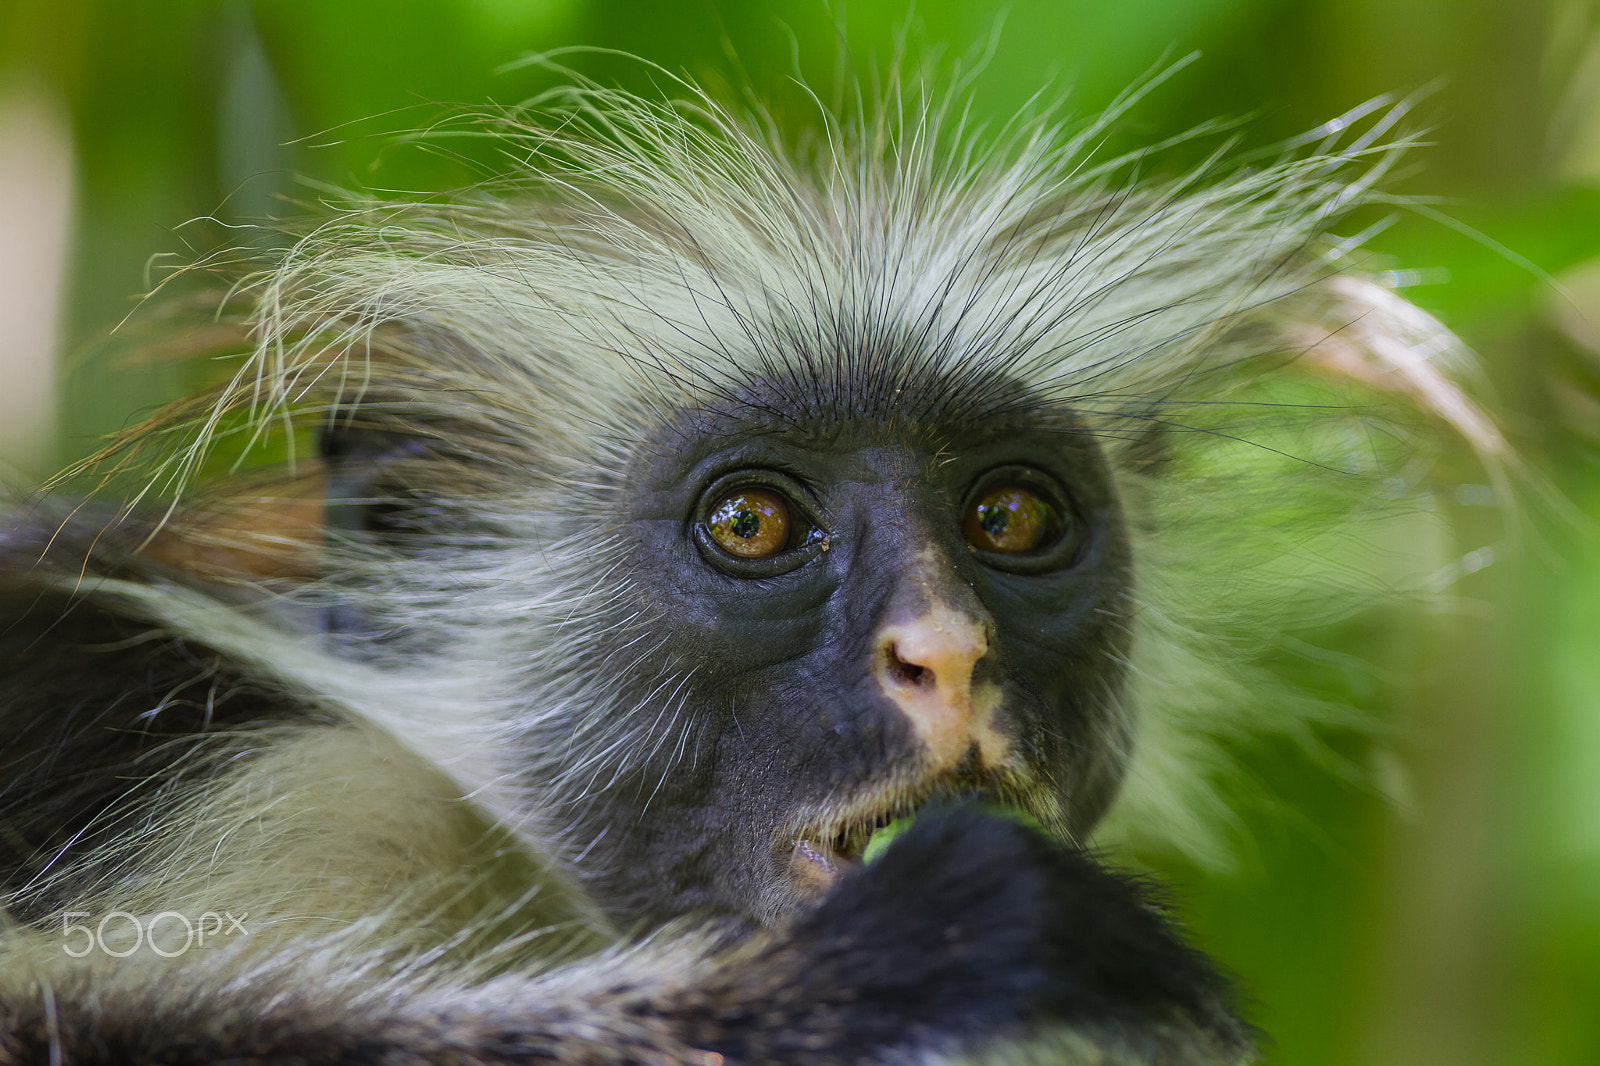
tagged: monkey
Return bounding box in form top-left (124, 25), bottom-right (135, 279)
top-left (0, 71), bottom-right (1499, 1065)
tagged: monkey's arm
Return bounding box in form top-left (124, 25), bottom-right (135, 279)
top-left (2, 809), bottom-right (1253, 1066)
top-left (669, 808), bottom-right (1255, 1065)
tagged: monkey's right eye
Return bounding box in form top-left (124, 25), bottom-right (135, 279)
top-left (707, 489), bottom-right (792, 558)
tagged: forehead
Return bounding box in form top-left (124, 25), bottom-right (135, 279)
top-left (653, 369), bottom-right (1092, 459)
top-left (627, 376), bottom-right (1113, 508)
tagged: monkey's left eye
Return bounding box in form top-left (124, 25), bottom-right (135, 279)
top-left (964, 485), bottom-right (1052, 554)
top-left (707, 489), bottom-right (792, 558)
top-left (961, 468), bottom-right (1079, 572)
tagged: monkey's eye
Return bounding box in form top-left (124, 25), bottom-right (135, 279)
top-left (691, 472), bottom-right (825, 578)
top-left (707, 489), bottom-right (792, 558)
top-left (964, 486), bottom-right (1052, 553)
top-left (961, 468), bottom-right (1079, 572)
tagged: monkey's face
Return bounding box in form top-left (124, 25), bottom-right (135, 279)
top-left (575, 395), bottom-right (1133, 930)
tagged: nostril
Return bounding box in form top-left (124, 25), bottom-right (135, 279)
top-left (873, 611), bottom-right (997, 770)
top-left (888, 644), bottom-right (935, 689)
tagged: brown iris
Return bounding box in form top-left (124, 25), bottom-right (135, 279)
top-left (964, 485), bottom-right (1051, 554)
top-left (707, 489), bottom-right (792, 558)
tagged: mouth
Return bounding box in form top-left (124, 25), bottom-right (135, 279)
top-left (790, 798), bottom-right (922, 884)
top-left (783, 773), bottom-right (1044, 894)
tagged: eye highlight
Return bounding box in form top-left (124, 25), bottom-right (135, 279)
top-left (707, 489), bottom-right (792, 558)
top-left (964, 486), bottom-right (1051, 553)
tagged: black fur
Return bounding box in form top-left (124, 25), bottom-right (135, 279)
top-left (675, 806), bottom-right (1253, 1064)
top-left (0, 577), bottom-right (311, 918)
top-left (0, 808), bottom-right (1251, 1065)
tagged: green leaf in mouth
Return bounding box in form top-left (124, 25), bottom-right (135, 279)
top-left (861, 804), bottom-right (1045, 864)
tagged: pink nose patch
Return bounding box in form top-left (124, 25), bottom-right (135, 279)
top-left (875, 605), bottom-right (1007, 771)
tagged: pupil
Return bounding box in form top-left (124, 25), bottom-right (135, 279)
top-left (730, 510), bottom-right (761, 539)
top-left (979, 505), bottom-right (1009, 537)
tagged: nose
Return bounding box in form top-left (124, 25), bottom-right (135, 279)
top-left (875, 605), bottom-right (1001, 771)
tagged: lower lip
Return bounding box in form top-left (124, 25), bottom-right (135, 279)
top-left (789, 838), bottom-right (846, 893)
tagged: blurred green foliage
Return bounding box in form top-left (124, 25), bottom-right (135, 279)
top-left (3, 1), bottom-right (1598, 1063)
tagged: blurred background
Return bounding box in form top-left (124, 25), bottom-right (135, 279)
top-left (1, 1), bottom-right (1597, 1063)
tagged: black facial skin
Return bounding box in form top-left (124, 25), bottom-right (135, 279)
top-left (571, 389), bottom-right (1135, 933)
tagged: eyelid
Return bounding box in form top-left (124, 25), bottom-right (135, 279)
top-left (697, 464), bottom-right (829, 522)
top-left (696, 461), bottom-right (821, 508)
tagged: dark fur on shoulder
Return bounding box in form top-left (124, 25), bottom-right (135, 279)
top-left (1, 809), bottom-right (1251, 1066)
top-left (0, 536), bottom-right (314, 918)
